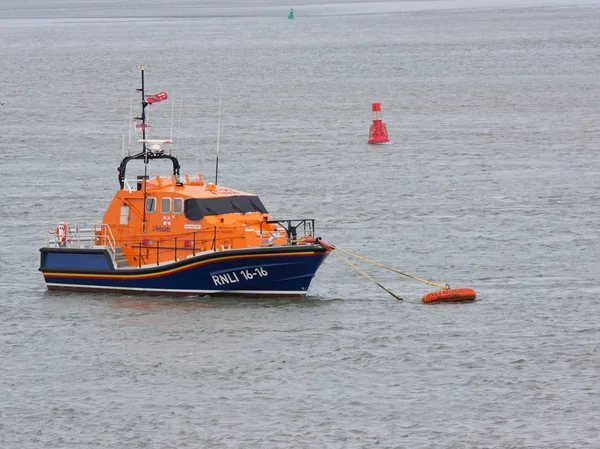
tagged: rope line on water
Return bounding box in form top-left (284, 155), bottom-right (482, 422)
top-left (331, 245), bottom-right (449, 290)
top-left (332, 250), bottom-right (403, 301)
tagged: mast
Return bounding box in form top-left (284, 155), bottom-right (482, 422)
top-left (139, 65), bottom-right (148, 234)
top-left (115, 67), bottom-right (180, 229)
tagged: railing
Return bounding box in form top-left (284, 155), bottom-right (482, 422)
top-left (260, 219), bottom-right (316, 246)
top-left (128, 227), bottom-right (248, 267)
top-left (121, 174), bottom-right (201, 192)
top-left (44, 221), bottom-right (117, 262)
top-left (131, 230), bottom-right (213, 267)
top-left (44, 219), bottom-right (318, 269)
top-left (126, 221), bottom-right (317, 268)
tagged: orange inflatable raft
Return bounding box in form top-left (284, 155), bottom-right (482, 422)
top-left (422, 288), bottom-right (477, 304)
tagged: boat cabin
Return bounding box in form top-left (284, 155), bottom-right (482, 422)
top-left (99, 145), bottom-right (307, 267)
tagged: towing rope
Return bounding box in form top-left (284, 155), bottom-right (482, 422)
top-left (332, 251), bottom-right (403, 301)
top-left (331, 245), bottom-right (450, 290)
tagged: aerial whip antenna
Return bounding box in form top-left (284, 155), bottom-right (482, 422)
top-left (169, 88), bottom-right (175, 155)
top-left (176, 97), bottom-right (183, 155)
top-left (215, 84), bottom-right (222, 185)
top-left (127, 90), bottom-right (133, 155)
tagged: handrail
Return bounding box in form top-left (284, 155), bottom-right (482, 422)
top-left (100, 223), bottom-right (117, 263)
top-left (44, 218), bottom-right (320, 268)
top-left (44, 221), bottom-right (107, 248)
top-left (261, 219), bottom-right (315, 246)
top-left (102, 224), bottom-right (116, 253)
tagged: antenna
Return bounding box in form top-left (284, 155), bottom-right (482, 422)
top-left (169, 88), bottom-right (175, 155)
top-left (127, 91), bottom-right (133, 155)
top-left (176, 97), bottom-right (183, 155)
top-left (215, 84), bottom-right (222, 185)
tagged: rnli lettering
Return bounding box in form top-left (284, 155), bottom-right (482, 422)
top-left (211, 267), bottom-right (269, 286)
top-left (152, 225), bottom-right (171, 232)
top-left (212, 271), bottom-right (240, 286)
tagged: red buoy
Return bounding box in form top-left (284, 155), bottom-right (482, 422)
top-left (368, 103), bottom-right (390, 144)
top-left (422, 288), bottom-right (477, 304)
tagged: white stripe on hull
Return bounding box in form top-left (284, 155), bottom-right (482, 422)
top-left (46, 282), bottom-right (308, 297)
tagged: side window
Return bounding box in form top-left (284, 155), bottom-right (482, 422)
top-left (173, 198), bottom-right (184, 214)
top-left (145, 197), bottom-right (156, 214)
top-left (160, 197), bottom-right (171, 214)
top-left (119, 205), bottom-right (129, 225)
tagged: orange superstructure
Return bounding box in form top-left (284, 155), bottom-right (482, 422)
top-left (103, 172), bottom-right (288, 268)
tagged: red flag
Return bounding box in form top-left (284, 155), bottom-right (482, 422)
top-left (135, 123), bottom-right (151, 130)
top-left (144, 92), bottom-right (168, 104)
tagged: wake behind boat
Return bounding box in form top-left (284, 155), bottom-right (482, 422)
top-left (39, 67), bottom-right (331, 297)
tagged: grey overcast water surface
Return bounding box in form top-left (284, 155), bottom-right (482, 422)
top-left (1, 0), bottom-right (600, 447)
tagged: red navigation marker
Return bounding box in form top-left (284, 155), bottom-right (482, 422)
top-left (368, 103), bottom-right (390, 144)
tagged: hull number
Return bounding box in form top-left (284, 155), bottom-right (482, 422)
top-left (241, 267), bottom-right (268, 280)
top-left (211, 267), bottom-right (269, 286)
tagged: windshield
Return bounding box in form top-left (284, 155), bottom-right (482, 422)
top-left (184, 196), bottom-right (268, 221)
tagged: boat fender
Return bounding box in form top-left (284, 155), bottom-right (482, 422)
top-left (55, 224), bottom-right (68, 246)
top-left (315, 237), bottom-right (332, 251)
top-left (421, 287), bottom-right (477, 304)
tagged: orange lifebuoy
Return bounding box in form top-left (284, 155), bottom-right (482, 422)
top-left (55, 224), bottom-right (68, 245)
top-left (298, 236), bottom-right (316, 245)
top-left (422, 287), bottom-right (477, 304)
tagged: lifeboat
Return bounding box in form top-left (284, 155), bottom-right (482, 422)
top-left (39, 67), bottom-right (331, 298)
top-left (421, 288), bottom-right (477, 304)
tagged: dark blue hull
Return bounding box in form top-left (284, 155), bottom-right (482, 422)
top-left (40, 246), bottom-right (329, 297)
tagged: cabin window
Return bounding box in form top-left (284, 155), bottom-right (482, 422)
top-left (119, 205), bottom-right (129, 225)
top-left (145, 197), bottom-right (156, 214)
top-left (184, 195), bottom-right (268, 221)
top-left (161, 197), bottom-right (171, 214)
top-left (174, 198), bottom-right (184, 214)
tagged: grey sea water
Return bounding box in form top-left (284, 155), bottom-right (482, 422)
top-left (1, 0), bottom-right (600, 447)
